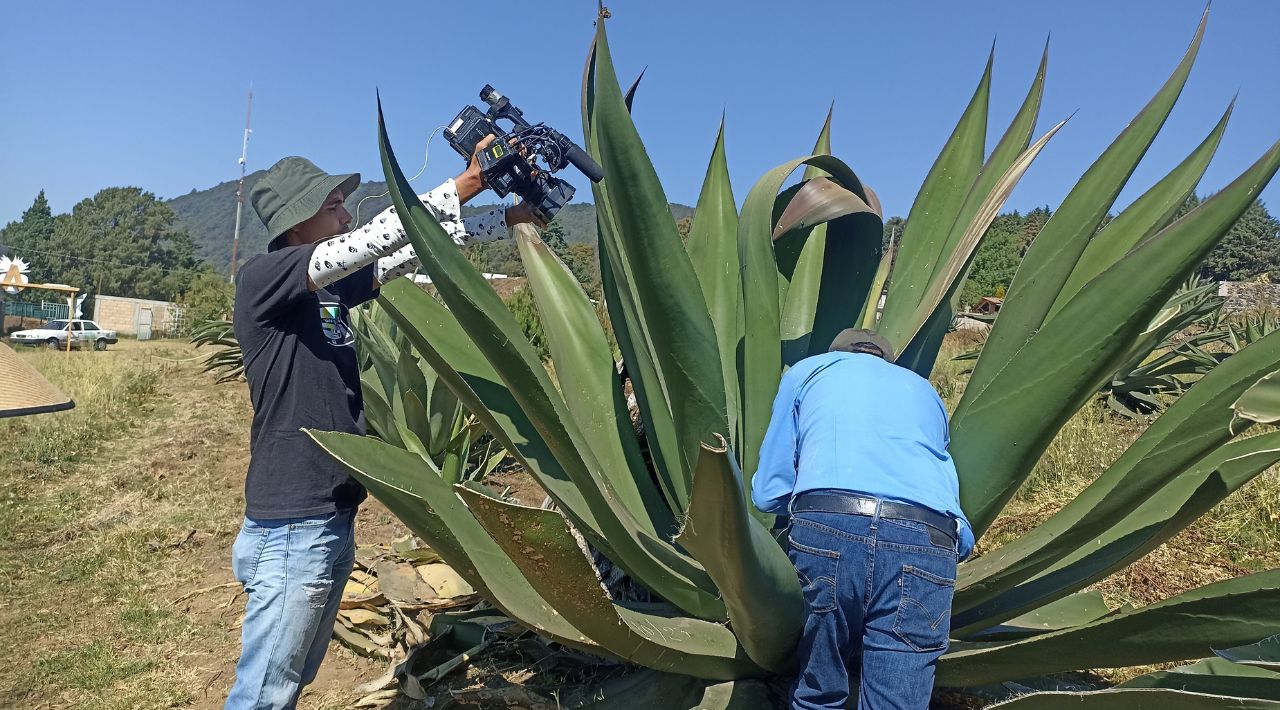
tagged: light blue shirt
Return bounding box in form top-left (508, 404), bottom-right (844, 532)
top-left (750, 351), bottom-right (974, 558)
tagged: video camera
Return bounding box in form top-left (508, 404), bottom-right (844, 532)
top-left (444, 85), bottom-right (604, 224)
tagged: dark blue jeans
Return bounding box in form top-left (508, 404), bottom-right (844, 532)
top-left (787, 509), bottom-right (958, 709)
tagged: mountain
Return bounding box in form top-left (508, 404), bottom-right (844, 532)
top-left (167, 174), bottom-right (694, 273)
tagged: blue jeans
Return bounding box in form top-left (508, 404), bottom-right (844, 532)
top-left (225, 509), bottom-right (356, 710)
top-left (787, 509), bottom-right (958, 710)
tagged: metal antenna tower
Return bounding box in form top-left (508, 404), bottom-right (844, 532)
top-left (228, 84), bottom-right (254, 283)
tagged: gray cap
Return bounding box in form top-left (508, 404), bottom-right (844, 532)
top-left (829, 328), bottom-right (896, 361)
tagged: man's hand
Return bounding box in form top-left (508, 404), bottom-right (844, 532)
top-left (506, 201), bottom-right (547, 229)
top-left (454, 134), bottom-right (496, 205)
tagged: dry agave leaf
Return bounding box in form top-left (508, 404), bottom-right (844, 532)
top-left (415, 579), bottom-right (439, 602)
top-left (417, 563), bottom-right (476, 598)
top-left (394, 605), bottom-right (431, 647)
top-left (354, 545), bottom-right (384, 571)
top-left (450, 684), bottom-right (555, 707)
top-left (376, 560), bottom-right (422, 604)
top-left (340, 608), bottom-right (390, 628)
top-left (352, 688), bottom-right (399, 708)
top-left (341, 574), bottom-right (385, 609)
top-left (334, 623), bottom-right (393, 659)
top-left (391, 535), bottom-right (442, 564)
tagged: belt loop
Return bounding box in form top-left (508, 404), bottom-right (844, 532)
top-left (871, 498), bottom-right (881, 531)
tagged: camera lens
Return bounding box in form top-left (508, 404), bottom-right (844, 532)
top-left (480, 85), bottom-right (503, 106)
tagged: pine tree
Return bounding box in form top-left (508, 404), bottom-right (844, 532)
top-left (1198, 198), bottom-right (1279, 282)
top-left (0, 191), bottom-right (58, 304)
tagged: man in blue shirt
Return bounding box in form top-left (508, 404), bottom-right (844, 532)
top-left (752, 328), bottom-right (973, 710)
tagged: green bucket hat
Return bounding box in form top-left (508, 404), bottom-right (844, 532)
top-left (250, 157), bottom-right (360, 251)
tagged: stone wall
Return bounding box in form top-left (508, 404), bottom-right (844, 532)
top-left (1218, 281), bottom-right (1280, 312)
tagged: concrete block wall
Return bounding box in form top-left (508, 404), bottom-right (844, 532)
top-left (93, 295), bottom-right (182, 337)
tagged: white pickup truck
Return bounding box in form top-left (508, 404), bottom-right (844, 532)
top-left (8, 319), bottom-right (119, 350)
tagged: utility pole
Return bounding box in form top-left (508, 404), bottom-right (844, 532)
top-left (228, 84), bottom-right (253, 283)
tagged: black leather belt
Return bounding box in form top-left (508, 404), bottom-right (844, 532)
top-left (792, 491), bottom-right (958, 542)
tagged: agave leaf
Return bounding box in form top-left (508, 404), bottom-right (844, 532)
top-left (773, 177), bottom-right (872, 238)
top-left (738, 153), bottom-right (875, 482)
top-left (361, 380), bottom-right (402, 448)
top-left (956, 326), bottom-right (1280, 603)
top-left (373, 285), bottom-right (721, 619)
top-left (1051, 100), bottom-right (1234, 316)
top-left (400, 390), bottom-right (434, 460)
top-left (514, 223), bottom-right (675, 535)
top-left (859, 232), bottom-right (897, 330)
top-left (307, 431), bottom-right (614, 660)
top-left (879, 45), bottom-right (992, 335)
top-left (583, 29), bottom-right (707, 518)
top-left (966, 9), bottom-right (1207, 402)
top-left (582, 669), bottom-right (774, 710)
top-left (964, 590), bottom-right (1111, 641)
top-left (1119, 657), bottom-right (1280, 701)
top-left (952, 137), bottom-right (1280, 536)
top-left (1217, 635), bottom-right (1280, 672)
top-left (954, 431), bottom-right (1280, 634)
top-left (674, 437), bottom-right (804, 673)
top-left (685, 120), bottom-right (742, 451)
top-left (987, 688), bottom-right (1280, 709)
top-left (895, 118), bottom-right (1067, 373)
top-left (939, 569), bottom-right (1280, 687)
top-left (396, 348), bottom-right (427, 408)
top-left (361, 317), bottom-right (401, 403)
top-left (457, 487), bottom-right (758, 680)
top-left (624, 67), bottom-right (646, 110)
top-left (776, 176), bottom-right (884, 364)
top-left (885, 39), bottom-right (1048, 362)
top-left (588, 20), bottom-right (729, 512)
top-left (1233, 370), bottom-right (1280, 426)
top-left (379, 280), bottom-right (608, 545)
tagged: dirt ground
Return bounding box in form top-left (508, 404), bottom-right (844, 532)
top-left (0, 341), bottom-right (412, 709)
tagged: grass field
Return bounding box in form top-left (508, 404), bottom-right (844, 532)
top-left (0, 341), bottom-right (407, 709)
top-left (0, 337), bottom-right (1276, 707)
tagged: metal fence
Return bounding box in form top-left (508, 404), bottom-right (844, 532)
top-left (5, 300), bottom-right (69, 321)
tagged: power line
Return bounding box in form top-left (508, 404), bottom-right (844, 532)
top-left (0, 243), bottom-right (205, 276)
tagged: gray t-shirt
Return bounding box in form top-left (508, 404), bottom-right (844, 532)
top-left (233, 243), bottom-right (376, 518)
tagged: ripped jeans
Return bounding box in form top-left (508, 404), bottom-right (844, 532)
top-left (225, 508), bottom-right (356, 710)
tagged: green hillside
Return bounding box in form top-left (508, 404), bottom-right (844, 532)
top-left (167, 174), bottom-right (692, 274)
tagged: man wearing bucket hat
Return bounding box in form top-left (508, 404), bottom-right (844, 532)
top-left (751, 328), bottom-right (974, 710)
top-left (226, 141), bottom-right (536, 709)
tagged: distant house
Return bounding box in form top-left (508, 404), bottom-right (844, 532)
top-left (971, 296), bottom-right (1003, 316)
top-left (94, 294), bottom-right (183, 339)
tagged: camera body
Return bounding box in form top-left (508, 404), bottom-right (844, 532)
top-left (445, 85), bottom-right (603, 224)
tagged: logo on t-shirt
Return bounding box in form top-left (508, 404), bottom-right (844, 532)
top-left (319, 302), bottom-right (355, 346)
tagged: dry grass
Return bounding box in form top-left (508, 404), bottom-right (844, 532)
top-left (0, 341), bottom-right (394, 709)
top-left (939, 331), bottom-right (1280, 686)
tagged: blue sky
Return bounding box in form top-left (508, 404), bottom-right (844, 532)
top-left (1, 1), bottom-right (1277, 228)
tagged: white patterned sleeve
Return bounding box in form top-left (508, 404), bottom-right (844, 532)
top-left (374, 204), bottom-right (511, 284)
top-left (461, 207), bottom-right (509, 243)
top-left (307, 179), bottom-right (466, 289)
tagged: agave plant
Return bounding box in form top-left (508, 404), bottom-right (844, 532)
top-left (351, 302), bottom-right (507, 483)
top-left (190, 310), bottom-right (504, 482)
top-left (1092, 275), bottom-right (1226, 417)
top-left (309, 8), bottom-right (1280, 705)
top-left (190, 318), bottom-right (244, 383)
top-left (1105, 281), bottom-right (1280, 419)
